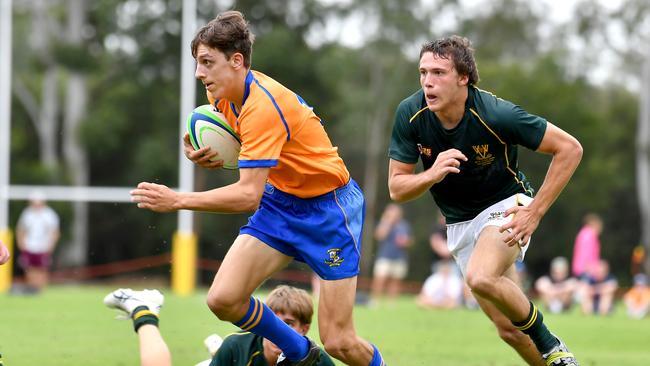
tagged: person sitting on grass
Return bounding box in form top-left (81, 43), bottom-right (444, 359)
top-left (623, 273), bottom-right (650, 319)
top-left (416, 260), bottom-right (463, 310)
top-left (578, 259), bottom-right (618, 316)
top-left (104, 285), bottom-right (334, 366)
top-left (534, 257), bottom-right (578, 314)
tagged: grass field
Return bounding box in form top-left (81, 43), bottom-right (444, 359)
top-left (1, 285), bottom-right (649, 365)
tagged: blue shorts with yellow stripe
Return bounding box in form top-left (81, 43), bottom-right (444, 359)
top-left (240, 179), bottom-right (365, 280)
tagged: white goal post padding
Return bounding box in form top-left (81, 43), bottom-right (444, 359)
top-left (6, 185), bottom-right (179, 203)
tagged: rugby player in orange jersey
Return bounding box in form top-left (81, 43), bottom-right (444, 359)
top-left (131, 11), bottom-right (386, 366)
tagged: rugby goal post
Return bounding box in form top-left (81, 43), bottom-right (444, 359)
top-left (0, 0), bottom-right (199, 295)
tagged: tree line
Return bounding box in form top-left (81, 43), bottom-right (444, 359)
top-left (7, 0), bottom-right (648, 284)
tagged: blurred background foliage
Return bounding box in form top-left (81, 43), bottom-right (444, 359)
top-left (6, 0), bottom-right (647, 285)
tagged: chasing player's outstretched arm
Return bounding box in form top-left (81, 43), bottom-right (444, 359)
top-left (500, 122), bottom-right (583, 245)
top-left (130, 167), bottom-right (270, 214)
top-left (388, 148), bottom-right (467, 203)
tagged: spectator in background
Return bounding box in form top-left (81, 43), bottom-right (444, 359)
top-left (514, 260), bottom-right (532, 296)
top-left (630, 245), bottom-right (645, 277)
top-left (417, 260), bottom-right (463, 309)
top-left (429, 214), bottom-right (451, 265)
top-left (16, 191), bottom-right (60, 293)
top-left (0, 239), bottom-right (10, 265)
top-left (429, 214), bottom-right (477, 309)
top-left (534, 257), bottom-right (578, 314)
top-left (578, 259), bottom-right (618, 315)
top-left (371, 203), bottom-right (413, 301)
top-left (623, 273), bottom-right (650, 319)
top-left (572, 213), bottom-right (603, 278)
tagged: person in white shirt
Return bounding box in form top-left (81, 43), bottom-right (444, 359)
top-left (16, 191), bottom-right (60, 292)
top-left (417, 260), bottom-right (463, 309)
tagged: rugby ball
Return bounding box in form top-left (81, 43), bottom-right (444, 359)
top-left (186, 105), bottom-right (241, 170)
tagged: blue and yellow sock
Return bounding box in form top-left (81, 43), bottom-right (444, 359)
top-left (512, 301), bottom-right (559, 354)
top-left (369, 344), bottom-right (386, 366)
top-left (234, 297), bottom-right (308, 360)
top-left (132, 305), bottom-right (159, 333)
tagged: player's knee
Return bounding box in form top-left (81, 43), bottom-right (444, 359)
top-left (465, 272), bottom-right (496, 297)
top-left (321, 333), bottom-right (356, 361)
top-left (205, 289), bottom-right (240, 320)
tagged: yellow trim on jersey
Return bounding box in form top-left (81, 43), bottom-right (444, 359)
top-left (474, 86), bottom-right (499, 100)
top-left (409, 106), bottom-right (430, 123)
top-left (469, 108), bottom-right (533, 196)
top-left (247, 350), bottom-right (264, 366)
top-left (219, 332), bottom-right (265, 366)
top-left (225, 331), bottom-right (252, 337)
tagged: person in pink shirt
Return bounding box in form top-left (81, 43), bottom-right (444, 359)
top-left (571, 213), bottom-right (603, 277)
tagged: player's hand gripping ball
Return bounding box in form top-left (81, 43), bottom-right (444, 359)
top-left (186, 105), bottom-right (241, 169)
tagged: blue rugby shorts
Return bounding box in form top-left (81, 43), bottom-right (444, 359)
top-left (240, 179), bottom-right (365, 280)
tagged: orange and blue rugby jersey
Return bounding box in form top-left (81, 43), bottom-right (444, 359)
top-left (208, 70), bottom-right (350, 198)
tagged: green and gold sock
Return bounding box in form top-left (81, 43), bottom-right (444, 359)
top-left (512, 301), bottom-right (559, 354)
top-left (132, 305), bottom-right (159, 333)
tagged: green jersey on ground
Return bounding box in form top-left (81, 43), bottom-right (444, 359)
top-left (210, 332), bottom-right (335, 366)
top-left (389, 86), bottom-right (547, 224)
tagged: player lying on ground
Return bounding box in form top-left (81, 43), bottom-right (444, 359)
top-left (104, 285), bottom-right (335, 366)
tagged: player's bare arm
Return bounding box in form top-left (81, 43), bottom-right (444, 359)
top-left (500, 122), bottom-right (582, 245)
top-left (388, 148), bottom-right (467, 202)
top-left (183, 133), bottom-right (223, 169)
top-left (131, 167), bottom-right (270, 213)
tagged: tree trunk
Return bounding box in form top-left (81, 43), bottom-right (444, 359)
top-left (27, 0), bottom-right (60, 172)
top-left (638, 42), bottom-right (650, 273)
top-left (40, 67), bottom-right (60, 171)
top-left (360, 56), bottom-right (388, 278)
top-left (58, 0), bottom-right (89, 267)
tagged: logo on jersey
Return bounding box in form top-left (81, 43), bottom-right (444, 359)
top-left (325, 248), bottom-right (344, 267)
top-left (472, 144), bottom-right (495, 166)
top-left (488, 211), bottom-right (506, 221)
top-left (417, 144), bottom-right (432, 158)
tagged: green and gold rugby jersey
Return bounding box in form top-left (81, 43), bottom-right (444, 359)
top-left (210, 332), bottom-right (334, 366)
top-left (389, 86), bottom-right (547, 224)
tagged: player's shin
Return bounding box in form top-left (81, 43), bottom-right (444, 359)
top-left (234, 297), bottom-right (309, 361)
top-left (511, 301), bottom-right (559, 354)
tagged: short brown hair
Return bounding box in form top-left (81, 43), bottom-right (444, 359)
top-left (583, 213), bottom-right (602, 225)
top-left (191, 10), bottom-right (255, 67)
top-left (266, 285), bottom-right (313, 325)
top-left (420, 35), bottom-right (479, 85)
